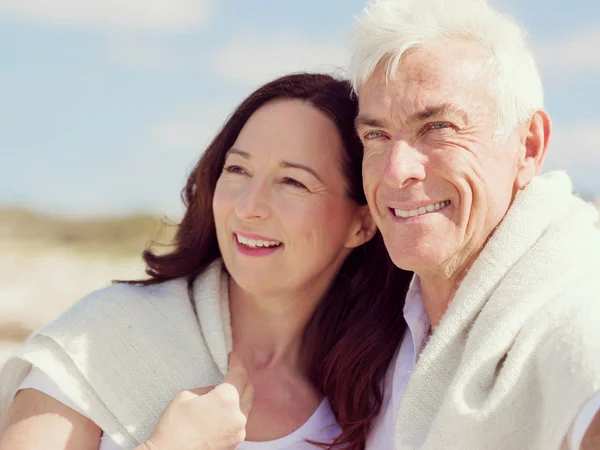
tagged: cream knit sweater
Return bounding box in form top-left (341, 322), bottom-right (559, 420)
top-left (0, 260), bottom-right (232, 449)
top-left (394, 172), bottom-right (600, 450)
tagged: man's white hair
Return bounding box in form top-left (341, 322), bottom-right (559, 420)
top-left (350, 0), bottom-right (544, 142)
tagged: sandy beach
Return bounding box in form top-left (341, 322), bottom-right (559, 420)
top-left (0, 240), bottom-right (145, 364)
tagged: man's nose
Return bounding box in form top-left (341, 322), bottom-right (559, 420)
top-left (234, 178), bottom-right (272, 221)
top-left (383, 140), bottom-right (426, 190)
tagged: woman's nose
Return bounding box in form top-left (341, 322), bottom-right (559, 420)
top-left (234, 179), bottom-right (272, 221)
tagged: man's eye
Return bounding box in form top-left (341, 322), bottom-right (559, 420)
top-left (365, 131), bottom-right (386, 140)
top-left (427, 122), bottom-right (452, 131)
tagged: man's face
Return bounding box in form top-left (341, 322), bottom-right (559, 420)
top-left (358, 39), bottom-right (526, 280)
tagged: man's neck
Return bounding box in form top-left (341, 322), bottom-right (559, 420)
top-left (418, 274), bottom-right (461, 328)
top-left (417, 256), bottom-right (474, 328)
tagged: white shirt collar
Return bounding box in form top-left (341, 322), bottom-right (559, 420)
top-left (403, 275), bottom-right (431, 364)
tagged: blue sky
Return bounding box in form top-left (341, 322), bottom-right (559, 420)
top-left (1, 0), bottom-right (598, 218)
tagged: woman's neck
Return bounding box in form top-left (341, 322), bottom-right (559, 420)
top-left (228, 277), bottom-right (325, 372)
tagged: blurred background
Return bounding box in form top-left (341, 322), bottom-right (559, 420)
top-left (1, 0), bottom-right (599, 363)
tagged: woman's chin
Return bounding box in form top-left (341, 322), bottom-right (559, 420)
top-left (229, 271), bottom-right (283, 297)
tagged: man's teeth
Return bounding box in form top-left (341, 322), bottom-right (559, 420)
top-left (394, 200), bottom-right (450, 218)
top-left (236, 234), bottom-right (281, 248)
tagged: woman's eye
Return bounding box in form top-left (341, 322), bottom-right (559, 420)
top-left (365, 131), bottom-right (386, 140)
top-left (223, 165), bottom-right (247, 175)
top-left (281, 177), bottom-right (306, 189)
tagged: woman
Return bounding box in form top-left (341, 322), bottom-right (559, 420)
top-left (0, 74), bottom-right (411, 449)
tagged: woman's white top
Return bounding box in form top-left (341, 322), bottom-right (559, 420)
top-left (0, 260), bottom-right (341, 449)
top-left (18, 366), bottom-right (340, 450)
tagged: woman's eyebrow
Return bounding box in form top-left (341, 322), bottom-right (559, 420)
top-left (279, 161), bottom-right (324, 183)
top-left (227, 148), bottom-right (323, 183)
top-left (226, 148), bottom-right (250, 159)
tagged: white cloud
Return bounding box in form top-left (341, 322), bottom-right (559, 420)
top-left (488, 2), bottom-right (600, 83)
top-left (533, 27), bottom-right (600, 81)
top-left (153, 115), bottom-right (214, 151)
top-left (488, 0), bottom-right (520, 14)
top-left (0, 0), bottom-right (213, 31)
top-left (544, 121), bottom-right (600, 194)
top-left (103, 35), bottom-right (181, 70)
top-left (547, 122), bottom-right (600, 166)
top-left (120, 104), bottom-right (238, 217)
top-left (150, 102), bottom-right (237, 152)
top-left (210, 31), bottom-right (350, 87)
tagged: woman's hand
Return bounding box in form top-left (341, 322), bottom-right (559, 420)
top-left (138, 353), bottom-right (254, 450)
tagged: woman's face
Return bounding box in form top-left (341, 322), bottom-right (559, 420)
top-left (213, 98), bottom-right (370, 298)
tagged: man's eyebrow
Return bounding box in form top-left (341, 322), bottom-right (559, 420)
top-left (226, 148), bottom-right (323, 183)
top-left (354, 115), bottom-right (389, 131)
top-left (410, 103), bottom-right (470, 125)
top-left (354, 104), bottom-right (469, 131)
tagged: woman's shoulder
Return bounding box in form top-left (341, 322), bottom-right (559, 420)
top-left (23, 270), bottom-right (225, 386)
top-left (64, 278), bottom-right (189, 319)
top-left (77, 258), bottom-right (225, 314)
top-left (34, 260), bottom-right (229, 355)
top-left (78, 277), bottom-right (189, 309)
top-left (34, 276), bottom-right (195, 347)
top-left (2, 264), bottom-right (228, 447)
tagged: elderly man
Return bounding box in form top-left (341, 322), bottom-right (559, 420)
top-left (351, 1), bottom-right (600, 449)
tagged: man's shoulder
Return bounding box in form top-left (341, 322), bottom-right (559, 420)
top-left (532, 284), bottom-right (600, 381)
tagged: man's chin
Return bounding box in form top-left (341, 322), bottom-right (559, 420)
top-left (386, 244), bottom-right (449, 275)
top-left (389, 253), bottom-right (432, 273)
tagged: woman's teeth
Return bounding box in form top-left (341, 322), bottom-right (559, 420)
top-left (236, 234), bottom-right (281, 248)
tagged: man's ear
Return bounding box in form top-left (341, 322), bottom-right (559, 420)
top-left (345, 205), bottom-right (378, 249)
top-left (515, 109), bottom-right (551, 190)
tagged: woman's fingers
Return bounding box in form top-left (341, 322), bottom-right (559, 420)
top-left (221, 352), bottom-right (249, 396)
top-left (214, 352), bottom-right (253, 417)
top-left (189, 386), bottom-right (215, 396)
top-left (142, 353), bottom-right (254, 450)
top-left (239, 380), bottom-right (254, 418)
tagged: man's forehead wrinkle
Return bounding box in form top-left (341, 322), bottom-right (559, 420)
top-left (402, 52), bottom-right (446, 90)
top-left (359, 42), bottom-right (494, 129)
top-left (397, 40), bottom-right (490, 89)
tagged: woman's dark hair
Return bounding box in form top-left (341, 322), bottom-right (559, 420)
top-left (125, 73), bottom-right (411, 449)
